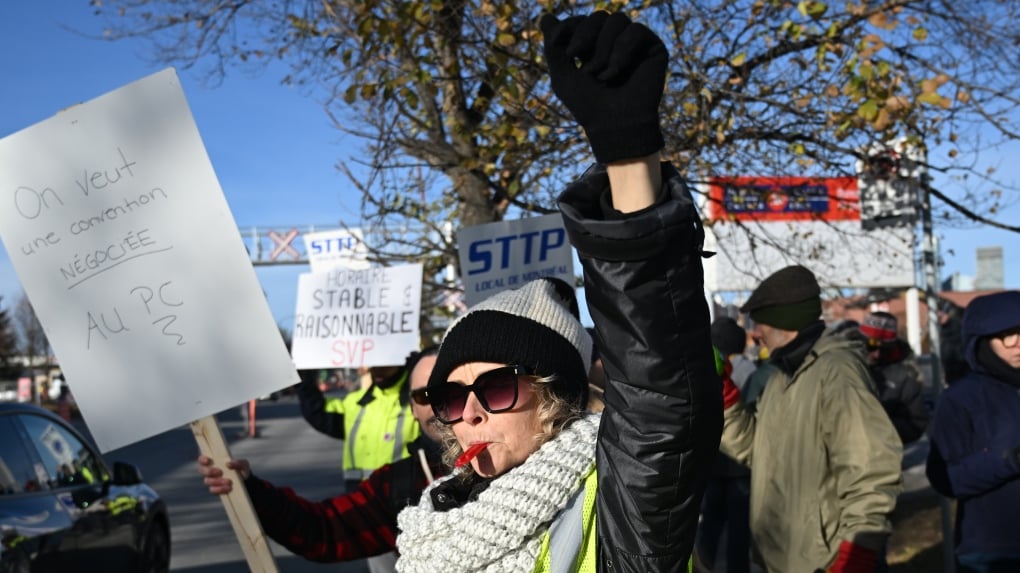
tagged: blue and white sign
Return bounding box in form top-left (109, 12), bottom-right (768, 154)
top-left (457, 213), bottom-right (575, 307)
top-left (303, 228), bottom-right (369, 273)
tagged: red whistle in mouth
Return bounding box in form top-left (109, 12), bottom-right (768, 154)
top-left (456, 443), bottom-right (489, 468)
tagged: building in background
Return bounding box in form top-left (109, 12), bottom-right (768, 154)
top-left (975, 246), bottom-right (1004, 290)
top-left (942, 272), bottom-right (975, 292)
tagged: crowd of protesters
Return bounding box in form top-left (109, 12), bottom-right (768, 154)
top-left (696, 286), bottom-right (1019, 573)
top-left (194, 9), bottom-right (1019, 573)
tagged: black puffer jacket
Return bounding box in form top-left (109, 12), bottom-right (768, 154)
top-left (559, 162), bottom-right (722, 573)
top-left (870, 340), bottom-right (929, 444)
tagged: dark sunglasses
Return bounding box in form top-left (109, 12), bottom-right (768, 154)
top-left (429, 365), bottom-right (532, 424)
top-left (410, 388), bottom-right (429, 406)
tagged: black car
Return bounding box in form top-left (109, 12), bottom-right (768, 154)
top-left (0, 403), bottom-right (170, 572)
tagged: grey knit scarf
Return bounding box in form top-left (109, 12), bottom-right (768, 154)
top-left (395, 413), bottom-right (600, 573)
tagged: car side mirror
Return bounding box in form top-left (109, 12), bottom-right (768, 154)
top-left (111, 461), bottom-right (144, 486)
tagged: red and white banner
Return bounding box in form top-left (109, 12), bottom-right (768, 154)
top-left (706, 176), bottom-right (860, 222)
top-left (700, 176), bottom-right (916, 291)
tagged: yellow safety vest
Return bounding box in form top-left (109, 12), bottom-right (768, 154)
top-left (324, 372), bottom-right (419, 481)
top-left (534, 469), bottom-right (693, 573)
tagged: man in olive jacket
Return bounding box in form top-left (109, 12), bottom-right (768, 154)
top-left (720, 265), bottom-right (902, 572)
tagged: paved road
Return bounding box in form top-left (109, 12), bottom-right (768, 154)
top-left (89, 396), bottom-right (371, 572)
top-left (78, 395), bottom-right (939, 572)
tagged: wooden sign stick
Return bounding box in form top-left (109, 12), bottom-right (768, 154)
top-left (191, 415), bottom-right (279, 573)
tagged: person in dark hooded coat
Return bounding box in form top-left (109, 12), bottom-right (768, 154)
top-left (926, 290), bottom-right (1020, 573)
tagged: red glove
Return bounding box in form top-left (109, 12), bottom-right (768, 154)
top-left (827, 540), bottom-right (878, 573)
top-left (720, 359), bottom-right (741, 409)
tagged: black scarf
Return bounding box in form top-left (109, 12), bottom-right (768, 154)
top-left (769, 320), bottom-right (826, 376)
top-left (976, 338), bottom-right (1020, 388)
top-left (430, 472), bottom-right (493, 512)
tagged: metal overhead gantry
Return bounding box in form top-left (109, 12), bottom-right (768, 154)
top-left (242, 224), bottom-right (336, 266)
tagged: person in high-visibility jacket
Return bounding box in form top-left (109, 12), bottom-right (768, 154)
top-left (297, 357), bottom-right (421, 494)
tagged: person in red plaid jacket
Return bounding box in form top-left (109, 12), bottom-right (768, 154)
top-left (197, 348), bottom-right (445, 562)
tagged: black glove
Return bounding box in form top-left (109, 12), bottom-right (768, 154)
top-left (540, 11), bottom-right (667, 164)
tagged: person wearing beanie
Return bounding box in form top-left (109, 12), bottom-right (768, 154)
top-left (926, 291), bottom-right (1020, 572)
top-left (853, 312), bottom-right (929, 445)
top-left (859, 311), bottom-right (897, 344)
top-left (195, 347), bottom-right (447, 565)
top-left (712, 316), bottom-right (755, 388)
top-left (720, 265), bottom-right (903, 573)
top-left (697, 316), bottom-right (755, 573)
top-left (394, 12), bottom-right (720, 573)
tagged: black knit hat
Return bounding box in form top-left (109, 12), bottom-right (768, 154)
top-left (711, 316), bottom-right (747, 356)
top-left (428, 278), bottom-right (592, 410)
top-left (740, 265), bottom-right (822, 331)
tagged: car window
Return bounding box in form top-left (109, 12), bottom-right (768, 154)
top-left (0, 416), bottom-right (46, 495)
top-left (17, 413), bottom-right (106, 488)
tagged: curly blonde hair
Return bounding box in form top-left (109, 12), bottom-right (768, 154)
top-left (436, 373), bottom-right (585, 478)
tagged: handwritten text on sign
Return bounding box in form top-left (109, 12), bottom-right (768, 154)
top-left (291, 263), bottom-right (423, 369)
top-left (13, 147), bottom-right (188, 349)
top-left (0, 68), bottom-right (298, 452)
top-left (457, 213), bottom-right (575, 307)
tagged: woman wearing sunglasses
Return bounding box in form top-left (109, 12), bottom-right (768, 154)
top-left (393, 11), bottom-right (721, 573)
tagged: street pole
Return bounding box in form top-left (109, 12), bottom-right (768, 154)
top-left (920, 179), bottom-right (954, 573)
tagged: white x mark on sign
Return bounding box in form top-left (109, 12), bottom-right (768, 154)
top-left (268, 229), bottom-right (301, 261)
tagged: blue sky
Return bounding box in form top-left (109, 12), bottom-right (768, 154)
top-left (1, 2), bottom-right (358, 333)
top-left (2, 2), bottom-right (1018, 335)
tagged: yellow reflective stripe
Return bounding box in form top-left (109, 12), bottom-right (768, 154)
top-left (534, 527), bottom-right (552, 573)
top-left (576, 469), bottom-right (598, 572)
top-left (534, 468), bottom-right (598, 573)
top-left (536, 468), bottom-right (695, 573)
top-left (342, 382), bottom-right (420, 473)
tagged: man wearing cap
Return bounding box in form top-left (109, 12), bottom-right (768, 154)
top-left (858, 312), bottom-right (929, 445)
top-left (720, 265), bottom-right (902, 573)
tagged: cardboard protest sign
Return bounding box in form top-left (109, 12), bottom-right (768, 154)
top-left (457, 213), bottom-right (575, 307)
top-left (302, 228), bottom-right (370, 273)
top-left (291, 263), bottom-right (423, 369)
top-left (0, 68), bottom-right (298, 453)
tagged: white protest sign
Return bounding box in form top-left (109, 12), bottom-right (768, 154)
top-left (291, 263), bottom-right (422, 369)
top-left (303, 228), bottom-right (370, 273)
top-left (0, 68), bottom-right (298, 452)
top-left (457, 213), bottom-right (574, 307)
